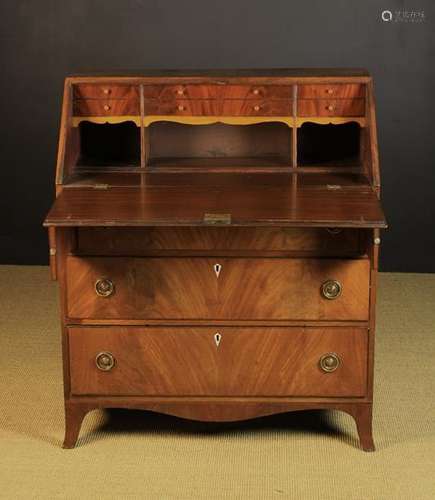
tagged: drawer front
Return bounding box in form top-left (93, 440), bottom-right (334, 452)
top-left (297, 99), bottom-right (365, 117)
top-left (143, 99), bottom-right (220, 115)
top-left (143, 98), bottom-right (292, 116)
top-left (145, 85), bottom-right (221, 100)
top-left (222, 85), bottom-right (293, 99)
top-left (298, 84), bottom-right (364, 99)
top-left (77, 227), bottom-right (361, 255)
top-left (142, 85), bottom-right (293, 100)
top-left (221, 99), bottom-right (291, 116)
top-left (66, 257), bottom-right (370, 320)
top-left (69, 326), bottom-right (368, 397)
top-left (73, 84), bottom-right (139, 99)
top-left (73, 99), bottom-right (140, 116)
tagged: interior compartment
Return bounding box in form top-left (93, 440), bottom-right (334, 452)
top-left (297, 122), bottom-right (361, 166)
top-left (77, 121), bottom-right (140, 168)
top-left (148, 122), bottom-right (292, 168)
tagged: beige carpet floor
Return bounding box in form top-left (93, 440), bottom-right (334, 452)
top-left (0, 266), bottom-right (434, 499)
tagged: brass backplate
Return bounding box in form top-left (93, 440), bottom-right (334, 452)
top-left (203, 213), bottom-right (232, 225)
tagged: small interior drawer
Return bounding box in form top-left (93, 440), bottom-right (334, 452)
top-left (73, 99), bottom-right (140, 116)
top-left (68, 326), bottom-right (368, 397)
top-left (142, 85), bottom-right (293, 100)
top-left (73, 84), bottom-right (139, 99)
top-left (298, 84), bottom-right (364, 99)
top-left (143, 99), bottom-right (292, 116)
top-left (146, 85), bottom-right (221, 100)
top-left (143, 99), bottom-right (221, 115)
top-left (297, 99), bottom-right (365, 117)
top-left (221, 99), bottom-right (292, 116)
top-left (222, 85), bottom-right (293, 99)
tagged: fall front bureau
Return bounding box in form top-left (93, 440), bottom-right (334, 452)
top-left (44, 69), bottom-right (386, 450)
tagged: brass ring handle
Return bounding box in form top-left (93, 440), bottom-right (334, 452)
top-left (321, 280), bottom-right (342, 300)
top-left (95, 352), bottom-right (115, 371)
top-left (95, 278), bottom-right (115, 297)
top-left (319, 353), bottom-right (340, 372)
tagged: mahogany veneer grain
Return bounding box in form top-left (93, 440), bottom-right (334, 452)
top-left (76, 226), bottom-right (362, 255)
top-left (69, 326), bottom-right (368, 397)
top-left (66, 257), bottom-right (370, 321)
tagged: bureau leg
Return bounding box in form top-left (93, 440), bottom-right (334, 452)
top-left (63, 404), bottom-right (89, 449)
top-left (352, 404), bottom-right (375, 452)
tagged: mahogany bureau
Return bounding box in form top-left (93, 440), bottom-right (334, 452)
top-left (44, 69), bottom-right (386, 450)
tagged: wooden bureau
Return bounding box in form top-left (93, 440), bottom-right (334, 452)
top-left (44, 69), bottom-right (386, 450)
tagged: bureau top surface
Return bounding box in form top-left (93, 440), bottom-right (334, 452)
top-left (67, 68), bottom-right (371, 83)
top-left (44, 173), bottom-right (386, 228)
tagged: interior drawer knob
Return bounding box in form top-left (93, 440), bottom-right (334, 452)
top-left (319, 353), bottom-right (340, 372)
top-left (102, 88), bottom-right (111, 95)
top-left (252, 88), bottom-right (260, 95)
top-left (327, 88), bottom-right (334, 94)
top-left (326, 104), bottom-right (334, 111)
top-left (253, 105), bottom-right (261, 111)
top-left (95, 352), bottom-right (115, 371)
top-left (321, 279), bottom-right (342, 299)
top-left (176, 89), bottom-right (185, 96)
top-left (95, 278), bottom-right (115, 297)
top-left (177, 105), bottom-right (185, 111)
top-left (103, 104), bottom-right (111, 111)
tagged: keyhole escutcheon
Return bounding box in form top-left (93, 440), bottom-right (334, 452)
top-left (214, 333), bottom-right (222, 347)
top-left (214, 263), bottom-right (222, 278)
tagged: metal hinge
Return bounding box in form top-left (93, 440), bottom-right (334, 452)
top-left (203, 213), bottom-right (231, 225)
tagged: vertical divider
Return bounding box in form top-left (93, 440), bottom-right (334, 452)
top-left (359, 123), bottom-right (366, 175)
top-left (140, 84), bottom-right (145, 186)
top-left (292, 84), bottom-right (298, 168)
top-left (291, 83), bottom-right (298, 196)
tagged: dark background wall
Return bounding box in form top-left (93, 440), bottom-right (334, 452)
top-left (1, 0), bottom-right (434, 271)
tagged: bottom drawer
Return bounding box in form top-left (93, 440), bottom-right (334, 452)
top-left (69, 327), bottom-right (368, 397)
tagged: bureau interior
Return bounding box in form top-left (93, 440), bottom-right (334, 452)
top-left (147, 122), bottom-right (292, 168)
top-left (76, 121), bottom-right (141, 168)
top-left (297, 121), bottom-right (361, 166)
top-left (70, 118), bottom-right (363, 173)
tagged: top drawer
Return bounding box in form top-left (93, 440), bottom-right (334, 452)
top-left (73, 84), bottom-right (139, 99)
top-left (66, 256), bottom-right (370, 321)
top-left (76, 227), bottom-right (362, 255)
top-left (142, 84), bottom-right (293, 100)
top-left (298, 84), bottom-right (365, 99)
